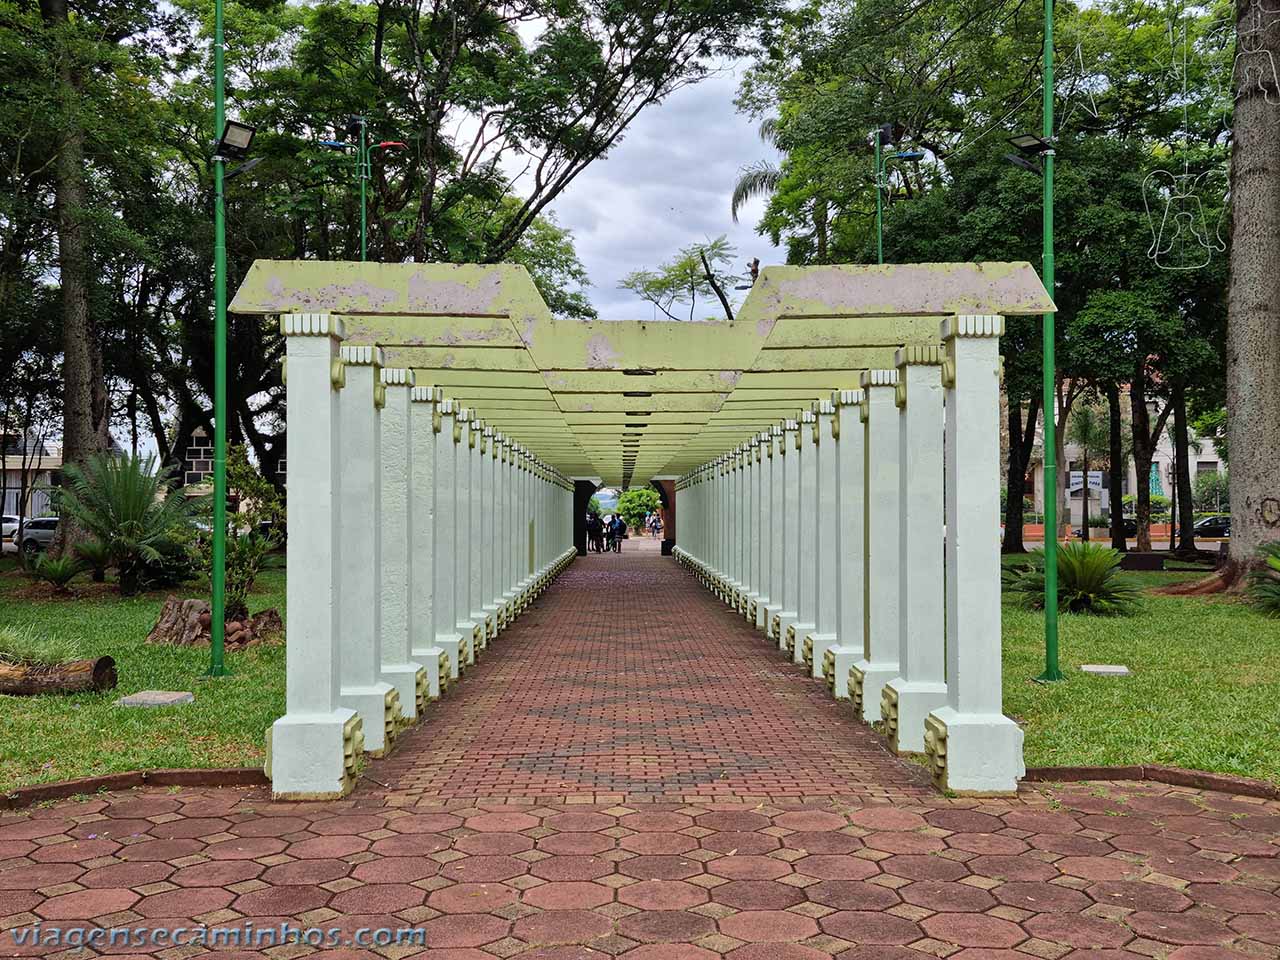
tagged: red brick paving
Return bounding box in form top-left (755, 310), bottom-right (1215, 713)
top-left (2, 541), bottom-right (1278, 957)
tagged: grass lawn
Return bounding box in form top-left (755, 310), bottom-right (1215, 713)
top-left (1003, 561), bottom-right (1280, 785)
top-left (2, 554), bottom-right (1278, 792)
top-left (0, 557), bottom-right (285, 792)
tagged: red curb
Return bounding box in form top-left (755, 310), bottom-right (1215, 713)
top-left (1, 767), bottom-right (267, 811)
top-left (1025, 764), bottom-right (1280, 800)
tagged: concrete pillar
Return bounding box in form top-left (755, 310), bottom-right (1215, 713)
top-left (466, 417), bottom-right (487, 653)
top-left (824, 390), bottom-right (865, 700)
top-left (378, 367), bottom-right (426, 720)
top-left (762, 425), bottom-right (785, 636)
top-left (850, 370), bottom-right (901, 723)
top-left (269, 313), bottom-right (362, 799)
top-left (454, 410), bottom-right (478, 665)
top-left (774, 419), bottom-right (801, 648)
top-left (804, 400), bottom-right (839, 678)
top-left (336, 345), bottom-right (398, 756)
top-left (883, 348), bottom-right (948, 754)
top-left (482, 428), bottom-right (500, 640)
top-left (433, 400), bottom-right (464, 679)
top-left (750, 432), bottom-right (770, 629)
top-left (925, 315), bottom-right (1024, 795)
top-left (788, 410), bottom-right (818, 662)
top-left (409, 386), bottom-right (449, 699)
top-left (743, 438), bottom-right (760, 620)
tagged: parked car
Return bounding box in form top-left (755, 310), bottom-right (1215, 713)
top-left (1, 515), bottom-right (23, 554)
top-left (18, 517), bottom-right (58, 555)
top-left (1072, 517), bottom-right (1137, 539)
top-left (1193, 515), bottom-right (1231, 538)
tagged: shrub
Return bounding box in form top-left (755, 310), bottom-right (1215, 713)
top-left (29, 554), bottom-right (84, 595)
top-left (56, 453), bottom-right (203, 596)
top-left (1247, 541), bottom-right (1280, 617)
top-left (211, 446), bottom-right (285, 621)
top-left (1002, 541), bottom-right (1140, 615)
top-left (74, 539), bottom-right (111, 582)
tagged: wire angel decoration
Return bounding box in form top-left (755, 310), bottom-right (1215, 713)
top-left (1058, 42), bottom-right (1101, 124)
top-left (1143, 170), bottom-right (1227, 271)
top-left (1233, 0), bottom-right (1280, 104)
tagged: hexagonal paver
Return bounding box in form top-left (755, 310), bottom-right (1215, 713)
top-left (792, 854), bottom-right (878, 881)
top-left (695, 811), bottom-right (771, 832)
top-left (1087, 880), bottom-right (1193, 912)
top-left (350, 856), bottom-right (439, 884)
top-left (618, 855), bottom-right (701, 881)
top-left (464, 811), bottom-right (540, 833)
top-left (523, 881), bottom-right (615, 910)
top-left (621, 813), bottom-right (695, 833)
top-left (707, 854), bottom-right (791, 881)
top-left (442, 854), bottom-right (530, 882)
top-left (900, 880), bottom-right (996, 912)
top-left (77, 860), bottom-right (173, 888)
top-left (387, 812), bottom-right (465, 833)
top-left (428, 881), bottom-right (520, 914)
top-left (702, 831), bottom-right (781, 855)
top-left (771, 811), bottom-right (846, 832)
top-left (617, 909), bottom-right (716, 943)
top-left (618, 879), bottom-right (709, 910)
top-left (1024, 913), bottom-right (1134, 948)
top-left (539, 832), bottom-right (615, 856)
top-left (370, 832), bottom-right (449, 857)
top-left (805, 879), bottom-right (900, 911)
top-left (35, 888), bottom-right (140, 920)
top-left (920, 913), bottom-right (1026, 948)
top-left (329, 882), bottom-right (425, 914)
top-left (133, 887), bottom-right (235, 919)
top-left (169, 859), bottom-right (264, 887)
top-left (544, 812), bottom-right (617, 833)
top-left (232, 883), bottom-right (331, 916)
top-left (819, 910), bottom-right (923, 944)
top-left (966, 854), bottom-right (1057, 882)
top-left (621, 832), bottom-right (698, 855)
top-left (1126, 911), bottom-right (1237, 946)
top-left (531, 855), bottom-right (614, 881)
top-left (514, 908), bottom-right (613, 944)
top-left (419, 912), bottom-right (512, 947)
top-left (719, 909), bottom-right (818, 942)
top-left (455, 832), bottom-right (534, 855)
top-left (879, 853), bottom-right (968, 882)
top-left (261, 857), bottom-right (350, 885)
top-left (711, 880), bottom-right (805, 910)
top-left (308, 814), bottom-right (387, 836)
top-left (780, 831), bottom-right (862, 855)
top-left (992, 880), bottom-right (1092, 913)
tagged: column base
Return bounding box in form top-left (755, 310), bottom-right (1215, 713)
top-left (483, 604), bottom-right (500, 640)
top-left (267, 709), bottom-right (362, 800)
top-left (436, 634), bottom-right (463, 679)
top-left (339, 683), bottom-right (399, 756)
top-left (823, 645), bottom-right (861, 699)
top-left (468, 615), bottom-right (487, 654)
top-left (412, 644), bottom-right (450, 699)
top-left (848, 660), bottom-right (898, 724)
top-left (381, 661), bottom-right (426, 721)
top-left (787, 621), bottom-right (814, 663)
top-left (882, 679), bottom-right (948, 754)
top-left (762, 603), bottom-right (782, 638)
top-left (924, 707), bottom-right (1025, 796)
top-left (456, 621), bottom-right (478, 665)
top-left (803, 632), bottom-right (837, 680)
top-left (742, 590), bottom-right (759, 620)
top-left (776, 612), bottom-right (798, 652)
top-left (752, 596), bottom-right (770, 630)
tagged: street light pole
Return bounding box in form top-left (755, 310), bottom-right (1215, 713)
top-left (874, 128), bottom-right (884, 265)
top-left (209, 0), bottom-right (229, 677)
top-left (358, 116), bottom-right (368, 262)
top-left (1038, 0), bottom-right (1063, 682)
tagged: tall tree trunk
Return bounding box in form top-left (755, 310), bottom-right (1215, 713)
top-left (41, 0), bottom-right (109, 507)
top-left (814, 198), bottom-right (829, 263)
top-left (1225, 0), bottom-right (1280, 571)
top-left (1106, 381), bottom-right (1127, 551)
top-left (1080, 449), bottom-right (1091, 541)
top-left (1002, 396), bottom-right (1039, 554)
top-left (1131, 370), bottom-right (1172, 553)
top-left (1172, 380), bottom-right (1197, 556)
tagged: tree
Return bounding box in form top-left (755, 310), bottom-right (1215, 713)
top-left (1066, 404), bottom-right (1107, 540)
top-left (1224, 0), bottom-right (1280, 576)
top-left (615, 487), bottom-right (661, 531)
top-left (619, 237), bottom-right (740, 321)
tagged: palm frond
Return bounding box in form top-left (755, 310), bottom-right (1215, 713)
top-left (731, 162), bottom-right (782, 222)
top-left (1003, 542), bottom-right (1140, 615)
top-left (1247, 541), bottom-right (1280, 617)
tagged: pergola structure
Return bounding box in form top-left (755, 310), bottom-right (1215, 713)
top-left (232, 260), bottom-right (1054, 798)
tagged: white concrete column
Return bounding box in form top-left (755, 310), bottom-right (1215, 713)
top-left (378, 367), bottom-right (425, 720)
top-left (743, 437), bottom-right (761, 621)
top-left (454, 410), bottom-right (478, 665)
top-left (482, 428), bottom-right (500, 639)
top-left (804, 400), bottom-right (839, 678)
top-left (789, 410), bottom-right (818, 662)
top-left (336, 346), bottom-right (398, 756)
top-left (825, 390), bottom-right (865, 700)
top-left (269, 313), bottom-right (362, 799)
top-left (433, 400), bottom-right (464, 678)
top-left (850, 370), bottom-right (901, 722)
top-left (762, 425), bottom-right (785, 636)
top-left (751, 432), bottom-right (770, 629)
top-left (774, 419), bottom-right (801, 648)
top-left (409, 386), bottom-right (448, 699)
top-left (467, 418), bottom-right (487, 653)
top-left (503, 443), bottom-right (520, 614)
top-left (925, 315), bottom-right (1024, 795)
top-left (884, 348), bottom-right (948, 753)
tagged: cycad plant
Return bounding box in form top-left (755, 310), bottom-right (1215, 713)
top-left (30, 554), bottom-right (84, 595)
top-left (1247, 541), bottom-right (1280, 617)
top-left (56, 454), bottom-right (202, 596)
top-left (74, 539), bottom-right (111, 582)
top-left (1003, 541), bottom-right (1140, 615)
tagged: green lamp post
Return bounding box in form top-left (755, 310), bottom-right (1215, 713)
top-left (321, 118), bottom-right (405, 261)
top-left (1006, 0), bottom-right (1061, 682)
top-left (872, 124), bottom-right (925, 265)
top-left (209, 0), bottom-right (257, 678)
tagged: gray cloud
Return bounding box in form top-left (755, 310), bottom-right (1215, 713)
top-left (546, 64), bottom-right (782, 320)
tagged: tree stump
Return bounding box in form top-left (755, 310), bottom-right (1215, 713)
top-left (0, 656), bottom-right (117, 695)
top-left (147, 595), bottom-right (283, 648)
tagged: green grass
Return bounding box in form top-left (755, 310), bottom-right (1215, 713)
top-left (0, 558), bottom-right (285, 792)
top-left (2, 554), bottom-right (1279, 791)
top-left (1004, 566), bottom-right (1280, 785)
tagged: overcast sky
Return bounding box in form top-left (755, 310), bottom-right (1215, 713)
top-left (543, 64), bottom-right (782, 320)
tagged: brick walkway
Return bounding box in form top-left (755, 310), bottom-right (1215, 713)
top-left (2, 542), bottom-right (1278, 958)
top-left (367, 537), bottom-right (932, 806)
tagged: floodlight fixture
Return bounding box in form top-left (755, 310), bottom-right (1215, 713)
top-left (1008, 133), bottom-right (1053, 154)
top-left (224, 156), bottom-right (264, 181)
top-left (214, 119), bottom-right (256, 160)
top-left (1004, 153), bottom-right (1044, 177)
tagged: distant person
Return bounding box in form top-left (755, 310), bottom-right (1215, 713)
top-left (610, 515), bottom-right (626, 552)
top-left (587, 512), bottom-right (603, 553)
top-left (649, 513), bottom-right (662, 538)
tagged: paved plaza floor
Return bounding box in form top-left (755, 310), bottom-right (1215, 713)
top-left (2, 540), bottom-right (1278, 958)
